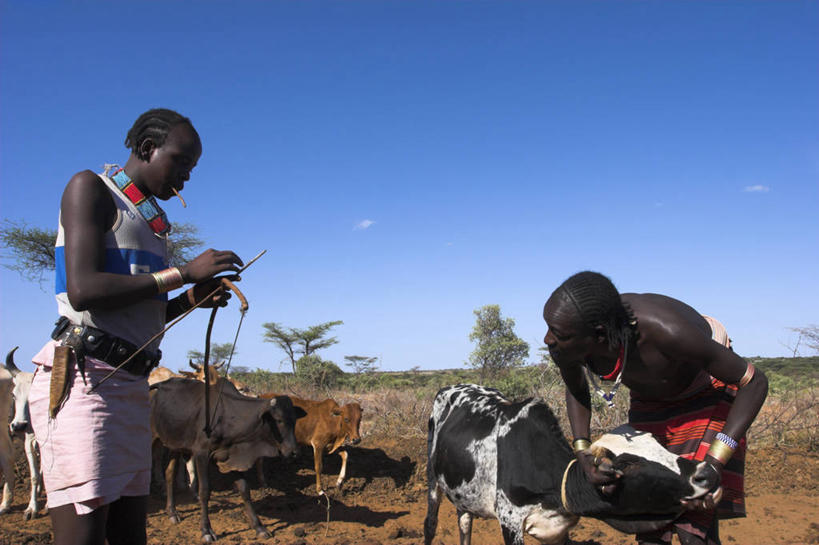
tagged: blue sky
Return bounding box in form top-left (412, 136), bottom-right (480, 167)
top-left (1, 1), bottom-right (817, 373)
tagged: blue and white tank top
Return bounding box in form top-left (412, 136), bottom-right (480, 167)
top-left (55, 168), bottom-right (169, 354)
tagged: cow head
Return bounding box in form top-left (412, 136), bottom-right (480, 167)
top-left (586, 425), bottom-right (717, 533)
top-left (187, 359), bottom-right (224, 385)
top-left (341, 402), bottom-right (362, 446)
top-left (264, 395), bottom-right (301, 459)
top-left (4, 347), bottom-right (34, 434)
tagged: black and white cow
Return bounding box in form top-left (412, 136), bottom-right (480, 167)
top-left (424, 384), bottom-right (715, 545)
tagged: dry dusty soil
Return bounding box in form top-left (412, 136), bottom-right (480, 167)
top-left (1, 437), bottom-right (817, 545)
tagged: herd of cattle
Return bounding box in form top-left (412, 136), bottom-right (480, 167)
top-left (1, 348), bottom-right (716, 544)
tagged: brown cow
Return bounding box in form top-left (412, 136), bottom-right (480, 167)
top-left (184, 360), bottom-right (255, 395)
top-left (260, 394), bottom-right (362, 495)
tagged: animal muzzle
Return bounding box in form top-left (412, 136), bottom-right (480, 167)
top-left (10, 421), bottom-right (32, 434)
top-left (282, 438), bottom-right (299, 459)
top-left (684, 460), bottom-right (720, 500)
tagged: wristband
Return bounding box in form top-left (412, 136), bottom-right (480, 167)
top-left (572, 438), bottom-right (591, 453)
top-left (707, 435), bottom-right (736, 465)
top-left (152, 267), bottom-right (185, 294)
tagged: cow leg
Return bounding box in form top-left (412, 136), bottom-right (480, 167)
top-left (335, 448), bottom-right (348, 489)
top-left (499, 524), bottom-right (525, 545)
top-left (233, 476), bottom-right (270, 538)
top-left (23, 433), bottom-right (41, 520)
top-left (194, 453), bottom-right (218, 543)
top-left (0, 434), bottom-right (13, 515)
top-left (185, 455), bottom-right (198, 498)
top-left (165, 454), bottom-right (181, 523)
top-left (457, 509), bottom-right (473, 545)
top-left (311, 443), bottom-right (325, 495)
top-left (423, 483), bottom-right (442, 545)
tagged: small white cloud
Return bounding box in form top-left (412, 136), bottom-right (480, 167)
top-left (743, 185), bottom-right (770, 193)
top-left (354, 219), bottom-right (375, 231)
top-left (446, 242), bottom-right (454, 246)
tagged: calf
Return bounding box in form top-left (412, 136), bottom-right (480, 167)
top-left (151, 377), bottom-right (299, 542)
top-left (260, 393), bottom-right (362, 495)
top-left (1, 347), bottom-right (42, 520)
top-left (425, 384), bottom-right (715, 545)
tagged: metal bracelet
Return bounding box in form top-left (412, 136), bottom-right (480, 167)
top-left (572, 438), bottom-right (591, 453)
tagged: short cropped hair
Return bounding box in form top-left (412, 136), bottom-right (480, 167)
top-left (557, 271), bottom-right (636, 349)
top-left (125, 108), bottom-right (198, 161)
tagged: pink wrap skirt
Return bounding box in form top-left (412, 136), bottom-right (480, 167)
top-left (29, 340), bottom-right (151, 514)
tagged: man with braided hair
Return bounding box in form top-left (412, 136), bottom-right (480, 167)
top-left (28, 108), bottom-right (243, 545)
top-left (542, 271), bottom-right (768, 545)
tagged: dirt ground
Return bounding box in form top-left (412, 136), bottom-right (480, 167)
top-left (1, 438), bottom-right (817, 545)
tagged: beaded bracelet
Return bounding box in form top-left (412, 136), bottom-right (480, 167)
top-left (715, 432), bottom-right (739, 450)
top-left (152, 267), bottom-right (184, 294)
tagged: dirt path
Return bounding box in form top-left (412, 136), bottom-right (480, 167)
top-left (1, 442), bottom-right (817, 545)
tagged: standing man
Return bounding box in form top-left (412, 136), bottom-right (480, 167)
top-left (542, 271), bottom-right (768, 545)
top-left (28, 108), bottom-right (244, 545)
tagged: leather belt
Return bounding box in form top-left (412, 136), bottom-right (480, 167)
top-left (50, 317), bottom-right (161, 377)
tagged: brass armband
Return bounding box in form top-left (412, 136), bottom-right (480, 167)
top-left (707, 435), bottom-right (736, 465)
top-left (152, 267), bottom-right (184, 294)
top-left (572, 438), bottom-right (591, 453)
top-left (737, 362), bottom-right (756, 388)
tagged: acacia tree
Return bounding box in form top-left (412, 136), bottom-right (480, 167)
top-left (786, 325), bottom-right (819, 356)
top-left (344, 355), bottom-right (379, 374)
top-left (262, 320), bottom-right (343, 373)
top-left (0, 219), bottom-right (204, 282)
top-left (187, 342), bottom-right (238, 367)
top-left (467, 304), bottom-right (530, 380)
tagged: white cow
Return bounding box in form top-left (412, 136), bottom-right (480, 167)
top-left (2, 347), bottom-right (43, 520)
top-left (0, 364), bottom-right (13, 515)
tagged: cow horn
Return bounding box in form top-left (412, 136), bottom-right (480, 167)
top-left (189, 359), bottom-right (201, 371)
top-left (4, 346), bottom-right (21, 377)
top-left (213, 360), bottom-right (225, 370)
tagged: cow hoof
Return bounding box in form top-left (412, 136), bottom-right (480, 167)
top-left (255, 528), bottom-right (271, 538)
top-left (201, 531), bottom-right (218, 543)
top-left (168, 513), bottom-right (181, 524)
top-left (23, 509), bottom-right (37, 521)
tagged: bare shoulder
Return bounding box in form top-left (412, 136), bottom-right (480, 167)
top-left (64, 169), bottom-right (107, 195)
top-left (61, 169), bottom-right (116, 227)
top-left (622, 293), bottom-right (710, 340)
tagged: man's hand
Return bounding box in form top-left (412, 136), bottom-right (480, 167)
top-left (181, 249), bottom-right (243, 284)
top-left (577, 449), bottom-right (621, 495)
top-left (185, 276), bottom-right (239, 309)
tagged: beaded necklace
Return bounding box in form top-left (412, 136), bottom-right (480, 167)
top-left (110, 168), bottom-right (171, 238)
top-left (585, 344), bottom-right (627, 408)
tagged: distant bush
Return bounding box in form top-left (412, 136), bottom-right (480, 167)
top-left (230, 356), bottom-right (818, 452)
